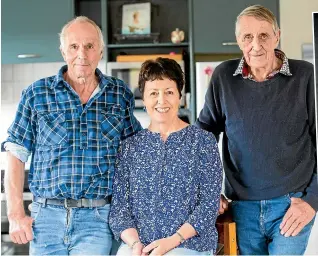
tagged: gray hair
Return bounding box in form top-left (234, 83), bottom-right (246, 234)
top-left (235, 5), bottom-right (279, 36)
top-left (59, 16), bottom-right (105, 51)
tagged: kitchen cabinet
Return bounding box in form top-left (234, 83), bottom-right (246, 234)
top-left (1, 0), bottom-right (74, 64)
top-left (193, 0), bottom-right (279, 54)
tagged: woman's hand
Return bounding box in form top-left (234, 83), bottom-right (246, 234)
top-left (142, 235), bottom-right (180, 256)
top-left (120, 228), bottom-right (145, 255)
top-left (132, 241), bottom-right (146, 256)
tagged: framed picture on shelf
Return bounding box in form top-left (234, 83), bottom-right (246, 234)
top-left (122, 2), bottom-right (151, 35)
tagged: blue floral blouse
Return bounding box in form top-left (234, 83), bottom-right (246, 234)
top-left (109, 125), bottom-right (223, 253)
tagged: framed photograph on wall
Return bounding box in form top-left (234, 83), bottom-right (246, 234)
top-left (121, 2), bottom-right (151, 35)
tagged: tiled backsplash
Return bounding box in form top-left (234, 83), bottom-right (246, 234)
top-left (1, 61), bottom-right (107, 104)
top-left (1, 62), bottom-right (72, 144)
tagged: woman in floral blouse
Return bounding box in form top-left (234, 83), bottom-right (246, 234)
top-left (109, 58), bottom-right (222, 256)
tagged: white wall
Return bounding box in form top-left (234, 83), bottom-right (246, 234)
top-left (280, 0), bottom-right (318, 59)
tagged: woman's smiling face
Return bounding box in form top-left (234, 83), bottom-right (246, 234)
top-left (143, 78), bottom-right (181, 125)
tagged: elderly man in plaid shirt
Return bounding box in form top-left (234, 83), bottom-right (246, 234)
top-left (2, 16), bottom-right (142, 255)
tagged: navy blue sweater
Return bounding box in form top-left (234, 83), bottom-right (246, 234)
top-left (196, 58), bottom-right (318, 211)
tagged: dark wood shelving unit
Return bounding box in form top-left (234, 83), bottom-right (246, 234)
top-left (75, 0), bottom-right (196, 122)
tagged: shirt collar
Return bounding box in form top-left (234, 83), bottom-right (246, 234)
top-left (233, 49), bottom-right (292, 80)
top-left (51, 65), bottom-right (112, 90)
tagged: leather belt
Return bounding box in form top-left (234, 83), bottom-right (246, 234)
top-left (33, 195), bottom-right (112, 208)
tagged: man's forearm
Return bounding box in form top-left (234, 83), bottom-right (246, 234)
top-left (5, 152), bottom-right (26, 218)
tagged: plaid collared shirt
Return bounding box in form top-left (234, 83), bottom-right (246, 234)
top-left (233, 49), bottom-right (292, 81)
top-left (4, 65), bottom-right (142, 199)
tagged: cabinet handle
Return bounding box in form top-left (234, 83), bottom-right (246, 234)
top-left (222, 42), bottom-right (238, 46)
top-left (17, 54), bottom-right (41, 58)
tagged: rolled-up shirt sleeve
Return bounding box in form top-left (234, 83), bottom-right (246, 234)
top-left (186, 133), bottom-right (223, 236)
top-left (2, 89), bottom-right (35, 155)
top-left (3, 142), bottom-right (30, 162)
top-left (109, 142), bottom-right (136, 241)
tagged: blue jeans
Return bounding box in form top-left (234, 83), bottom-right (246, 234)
top-left (232, 192), bottom-right (316, 255)
top-left (29, 202), bottom-right (113, 255)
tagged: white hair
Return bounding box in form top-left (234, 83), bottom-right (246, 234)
top-left (59, 16), bottom-right (105, 51)
top-left (235, 5), bottom-right (279, 36)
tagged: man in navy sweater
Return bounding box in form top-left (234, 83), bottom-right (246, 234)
top-left (196, 5), bottom-right (317, 255)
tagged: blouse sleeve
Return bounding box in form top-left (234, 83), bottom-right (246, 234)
top-left (109, 141), bottom-right (136, 241)
top-left (186, 132), bottom-right (223, 237)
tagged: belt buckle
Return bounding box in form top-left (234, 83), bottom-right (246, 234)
top-left (64, 199), bottom-right (79, 208)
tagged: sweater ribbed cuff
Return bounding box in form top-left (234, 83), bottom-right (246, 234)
top-left (302, 193), bottom-right (318, 212)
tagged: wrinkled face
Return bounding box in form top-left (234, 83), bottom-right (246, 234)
top-left (61, 21), bottom-right (102, 80)
top-left (236, 16), bottom-right (280, 69)
top-left (143, 78), bottom-right (181, 124)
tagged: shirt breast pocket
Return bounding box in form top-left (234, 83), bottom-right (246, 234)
top-left (100, 105), bottom-right (124, 142)
top-left (37, 111), bottom-right (68, 147)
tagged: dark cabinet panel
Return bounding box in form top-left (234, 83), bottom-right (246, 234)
top-left (75, 0), bottom-right (102, 29)
top-left (193, 0), bottom-right (279, 53)
top-left (1, 0), bottom-right (74, 64)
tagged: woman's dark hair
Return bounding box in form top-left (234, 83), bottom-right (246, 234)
top-left (138, 57), bottom-right (184, 99)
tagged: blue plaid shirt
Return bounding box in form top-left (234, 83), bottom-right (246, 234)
top-left (4, 65), bottom-right (142, 199)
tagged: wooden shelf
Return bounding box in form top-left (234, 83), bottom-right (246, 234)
top-left (116, 54), bottom-right (183, 62)
top-left (108, 42), bottom-right (189, 48)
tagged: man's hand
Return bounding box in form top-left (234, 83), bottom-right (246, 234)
top-left (143, 236), bottom-right (179, 256)
top-left (8, 214), bottom-right (33, 244)
top-left (218, 194), bottom-right (229, 215)
top-left (280, 198), bottom-right (316, 237)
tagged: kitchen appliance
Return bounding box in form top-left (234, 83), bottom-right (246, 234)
top-left (195, 61), bottom-right (225, 167)
top-left (195, 62), bottom-right (223, 117)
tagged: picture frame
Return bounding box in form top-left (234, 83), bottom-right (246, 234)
top-left (121, 2), bottom-right (151, 35)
